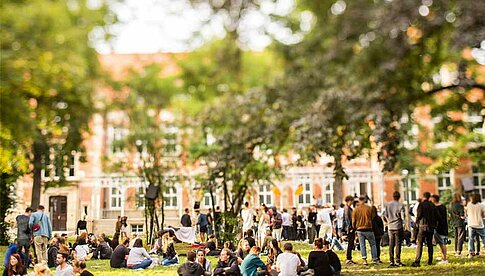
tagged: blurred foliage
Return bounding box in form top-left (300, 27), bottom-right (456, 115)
top-left (0, 0), bottom-right (116, 228)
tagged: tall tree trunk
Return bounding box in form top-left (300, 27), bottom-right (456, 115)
top-left (31, 140), bottom-right (44, 209)
top-left (333, 156), bottom-right (345, 205)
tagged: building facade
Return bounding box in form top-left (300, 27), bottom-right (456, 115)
top-left (9, 53), bottom-right (484, 235)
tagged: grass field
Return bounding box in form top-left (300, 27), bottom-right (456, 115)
top-left (1, 241), bottom-right (485, 275)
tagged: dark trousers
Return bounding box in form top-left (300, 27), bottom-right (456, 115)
top-left (346, 230), bottom-right (355, 260)
top-left (454, 226), bottom-right (466, 253)
top-left (389, 229), bottom-right (404, 264)
top-left (308, 224), bottom-right (317, 244)
top-left (415, 229), bottom-right (434, 264)
top-left (17, 239), bottom-right (30, 267)
top-left (315, 225), bottom-right (321, 238)
top-left (283, 226), bottom-right (290, 240)
top-left (375, 236), bottom-right (382, 260)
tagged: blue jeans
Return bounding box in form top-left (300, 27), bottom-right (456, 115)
top-left (129, 259), bottom-right (152, 269)
top-left (331, 237), bottom-right (344, 250)
top-left (468, 227), bottom-right (485, 253)
top-left (161, 256), bottom-right (178, 266)
top-left (357, 231), bottom-right (378, 261)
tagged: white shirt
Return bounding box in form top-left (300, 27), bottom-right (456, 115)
top-left (75, 245), bottom-right (90, 260)
top-left (241, 208), bottom-right (254, 231)
top-left (336, 208), bottom-right (344, 228)
top-left (276, 252), bottom-right (300, 276)
top-left (282, 212), bottom-right (292, 226)
top-left (317, 208), bottom-right (332, 226)
top-left (55, 264), bottom-right (73, 276)
top-left (467, 202), bottom-right (485, 229)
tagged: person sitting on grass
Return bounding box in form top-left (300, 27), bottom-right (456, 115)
top-left (73, 260), bottom-right (94, 276)
top-left (195, 248), bottom-right (212, 276)
top-left (323, 239), bottom-right (341, 276)
top-left (127, 238), bottom-right (152, 270)
top-left (205, 234), bottom-right (220, 256)
top-left (55, 252), bottom-right (73, 276)
top-left (213, 248), bottom-right (241, 276)
top-left (178, 251), bottom-right (205, 276)
top-left (47, 237), bottom-right (59, 268)
top-left (266, 238), bottom-right (282, 271)
top-left (307, 238), bottom-right (332, 276)
top-left (110, 238), bottom-right (130, 268)
top-left (33, 262), bottom-right (50, 276)
top-left (276, 243), bottom-right (300, 276)
top-left (236, 239), bottom-right (251, 265)
top-left (74, 237), bottom-right (91, 261)
top-left (93, 235), bottom-right (113, 259)
top-left (161, 230), bottom-right (179, 266)
top-left (6, 253), bottom-right (27, 276)
top-left (240, 246), bottom-right (267, 276)
top-left (244, 229), bottom-right (256, 248)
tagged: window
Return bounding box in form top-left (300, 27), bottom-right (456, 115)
top-left (437, 171), bottom-right (452, 196)
top-left (259, 184), bottom-right (273, 206)
top-left (68, 155), bottom-right (75, 177)
top-left (162, 125), bottom-right (179, 156)
top-left (473, 166), bottom-right (485, 199)
top-left (203, 192), bottom-right (218, 208)
top-left (110, 126), bottom-right (128, 154)
top-left (298, 182), bottom-right (312, 205)
top-left (405, 176), bottom-right (419, 204)
top-left (163, 186), bottom-right (178, 208)
top-left (131, 224), bottom-right (144, 234)
top-left (324, 183), bottom-right (333, 204)
top-left (136, 186), bottom-right (145, 208)
top-left (110, 187), bottom-right (122, 209)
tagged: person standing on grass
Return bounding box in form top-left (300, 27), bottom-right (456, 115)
top-left (371, 206), bottom-right (384, 263)
top-left (450, 193), bottom-right (466, 257)
top-left (16, 207), bottom-right (32, 267)
top-left (411, 192), bottom-right (438, 267)
top-left (466, 193), bottom-right (485, 259)
top-left (431, 194), bottom-right (449, 264)
top-left (281, 209), bottom-right (292, 241)
top-left (352, 196), bottom-right (379, 265)
top-left (181, 208), bottom-right (192, 227)
top-left (269, 207), bottom-right (283, 242)
top-left (29, 205), bottom-right (52, 264)
top-left (54, 253), bottom-right (73, 276)
top-left (383, 191), bottom-right (405, 267)
top-left (240, 246), bottom-right (267, 276)
top-left (342, 195), bottom-right (356, 264)
top-left (197, 210), bottom-right (210, 242)
top-left (241, 202), bottom-right (255, 236)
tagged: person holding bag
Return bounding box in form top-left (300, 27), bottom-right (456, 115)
top-left (28, 205), bottom-right (52, 264)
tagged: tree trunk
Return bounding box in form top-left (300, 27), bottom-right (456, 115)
top-left (333, 156), bottom-right (345, 205)
top-left (31, 140), bottom-right (44, 209)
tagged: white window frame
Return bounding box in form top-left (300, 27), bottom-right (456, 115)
top-left (131, 224), bottom-right (144, 234)
top-left (405, 175), bottom-right (420, 204)
top-left (295, 175), bottom-right (312, 206)
top-left (323, 181), bottom-right (334, 205)
top-left (203, 192), bottom-right (218, 208)
top-left (347, 171), bottom-right (372, 199)
top-left (472, 166), bottom-right (485, 199)
top-left (110, 187), bottom-right (122, 209)
top-left (437, 171), bottom-right (452, 196)
top-left (258, 183), bottom-right (273, 206)
top-left (163, 185), bottom-right (179, 209)
top-left (136, 186), bottom-right (145, 209)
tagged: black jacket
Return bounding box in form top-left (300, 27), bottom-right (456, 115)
top-left (93, 242), bottom-right (113, 259)
top-left (178, 261), bottom-right (204, 276)
top-left (47, 245), bottom-right (59, 268)
top-left (372, 215), bottom-right (385, 238)
top-left (416, 200), bottom-right (439, 231)
top-left (213, 256), bottom-right (241, 276)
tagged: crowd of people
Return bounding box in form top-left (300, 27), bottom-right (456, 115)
top-left (3, 190), bottom-right (485, 275)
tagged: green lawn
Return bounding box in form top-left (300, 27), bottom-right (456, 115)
top-left (1, 242), bottom-right (485, 275)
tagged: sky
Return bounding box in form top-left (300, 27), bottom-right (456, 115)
top-left (95, 0), bottom-right (299, 54)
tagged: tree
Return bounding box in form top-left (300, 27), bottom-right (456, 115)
top-left (0, 0), bottom-right (116, 209)
top-left (275, 0), bottom-right (484, 202)
top-left (109, 64), bottom-right (182, 244)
